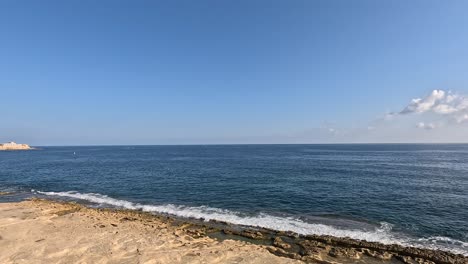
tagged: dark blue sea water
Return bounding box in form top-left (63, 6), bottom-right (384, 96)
top-left (1, 144), bottom-right (467, 255)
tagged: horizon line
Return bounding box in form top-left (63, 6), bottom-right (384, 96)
top-left (26, 142), bottom-right (468, 147)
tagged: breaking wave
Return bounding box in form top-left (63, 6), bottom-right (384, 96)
top-left (33, 190), bottom-right (468, 256)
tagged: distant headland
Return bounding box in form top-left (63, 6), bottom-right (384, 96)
top-left (0, 141), bottom-right (32, 150)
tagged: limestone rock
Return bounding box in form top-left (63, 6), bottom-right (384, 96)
top-left (273, 237), bottom-right (291, 250)
top-left (0, 141), bottom-right (32, 150)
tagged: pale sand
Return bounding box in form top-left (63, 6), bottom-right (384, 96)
top-left (0, 200), bottom-right (302, 264)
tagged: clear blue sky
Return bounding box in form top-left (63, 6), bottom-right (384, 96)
top-left (1, 1), bottom-right (468, 145)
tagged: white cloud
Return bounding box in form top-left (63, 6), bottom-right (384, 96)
top-left (416, 122), bottom-right (436, 130)
top-left (433, 104), bottom-right (457, 114)
top-left (455, 114), bottom-right (468, 123)
top-left (401, 90), bottom-right (446, 114)
top-left (399, 89), bottom-right (468, 124)
top-left (383, 112), bottom-right (397, 120)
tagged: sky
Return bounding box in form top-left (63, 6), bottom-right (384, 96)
top-left (1, 0), bottom-right (468, 145)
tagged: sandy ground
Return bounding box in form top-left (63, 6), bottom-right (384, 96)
top-left (0, 200), bottom-right (302, 264)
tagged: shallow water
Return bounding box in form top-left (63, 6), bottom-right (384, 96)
top-left (1, 144), bottom-right (467, 255)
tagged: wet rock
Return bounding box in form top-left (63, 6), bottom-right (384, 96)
top-left (240, 230), bottom-right (263, 239)
top-left (328, 247), bottom-right (361, 259)
top-left (363, 249), bottom-right (393, 260)
top-left (267, 247), bottom-right (300, 260)
top-left (290, 253), bottom-right (302, 260)
top-left (328, 248), bottom-right (341, 258)
top-left (220, 228), bottom-right (264, 239)
top-left (273, 237), bottom-right (291, 250)
top-left (300, 234), bottom-right (468, 264)
top-left (414, 257), bottom-right (435, 264)
top-left (376, 251), bottom-right (393, 260)
top-left (266, 246), bottom-right (280, 254)
top-left (298, 240), bottom-right (328, 256)
top-left (397, 255), bottom-right (419, 264)
top-left (275, 231), bottom-right (288, 236)
top-left (222, 229), bottom-right (234, 235)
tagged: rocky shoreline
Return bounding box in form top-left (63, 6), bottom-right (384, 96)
top-left (174, 218), bottom-right (467, 264)
top-left (24, 198), bottom-right (467, 264)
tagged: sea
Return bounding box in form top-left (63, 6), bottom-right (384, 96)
top-left (0, 144), bottom-right (467, 255)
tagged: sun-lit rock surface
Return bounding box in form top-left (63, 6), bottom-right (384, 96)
top-left (0, 141), bottom-right (32, 150)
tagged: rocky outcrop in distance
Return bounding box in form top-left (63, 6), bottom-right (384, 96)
top-left (0, 141), bottom-right (32, 150)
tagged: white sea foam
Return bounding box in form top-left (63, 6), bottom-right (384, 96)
top-left (34, 190), bottom-right (468, 256)
top-left (414, 236), bottom-right (468, 255)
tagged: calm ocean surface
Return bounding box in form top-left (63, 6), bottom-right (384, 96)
top-left (1, 144), bottom-right (467, 255)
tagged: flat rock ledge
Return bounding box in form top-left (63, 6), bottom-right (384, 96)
top-left (215, 226), bottom-right (467, 264)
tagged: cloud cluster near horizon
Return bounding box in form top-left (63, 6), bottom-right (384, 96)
top-left (399, 89), bottom-right (468, 125)
top-left (416, 122), bottom-right (436, 130)
top-left (314, 89), bottom-right (468, 143)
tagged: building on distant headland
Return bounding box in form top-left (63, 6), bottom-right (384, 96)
top-left (0, 142), bottom-right (32, 150)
